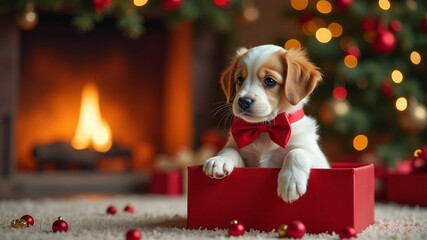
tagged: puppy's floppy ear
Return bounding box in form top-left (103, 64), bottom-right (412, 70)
top-left (281, 49), bottom-right (322, 105)
top-left (220, 47), bottom-right (248, 103)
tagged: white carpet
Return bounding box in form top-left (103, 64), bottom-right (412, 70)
top-left (0, 195), bottom-right (427, 239)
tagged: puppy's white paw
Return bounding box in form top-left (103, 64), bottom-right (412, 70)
top-left (277, 167), bottom-right (309, 203)
top-left (203, 156), bottom-right (235, 179)
top-left (277, 150), bottom-right (311, 203)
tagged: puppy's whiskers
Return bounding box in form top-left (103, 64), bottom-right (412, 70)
top-left (210, 102), bottom-right (233, 129)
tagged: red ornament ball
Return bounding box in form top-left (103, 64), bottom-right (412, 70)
top-left (213, 0), bottom-right (232, 8)
top-left (124, 204), bottom-right (134, 213)
top-left (91, 0), bottom-right (112, 13)
top-left (126, 229), bottom-right (142, 240)
top-left (372, 29), bottom-right (396, 55)
top-left (412, 146), bottom-right (427, 173)
top-left (286, 220), bottom-right (306, 239)
top-left (389, 20), bottom-right (402, 33)
top-left (411, 157), bottom-right (427, 173)
top-left (339, 226), bottom-right (357, 239)
top-left (52, 216), bottom-right (68, 233)
top-left (107, 205), bottom-right (117, 215)
top-left (20, 215), bottom-right (34, 227)
top-left (362, 16), bottom-right (377, 31)
top-left (162, 0), bottom-right (183, 11)
top-left (333, 87), bottom-right (348, 100)
top-left (228, 220), bottom-right (245, 237)
top-left (335, 0), bottom-right (353, 10)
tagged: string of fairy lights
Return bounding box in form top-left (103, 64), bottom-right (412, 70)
top-left (285, 0), bottom-right (426, 155)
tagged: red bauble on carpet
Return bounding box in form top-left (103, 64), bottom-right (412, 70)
top-left (124, 204), bottom-right (134, 213)
top-left (286, 220), bottom-right (306, 239)
top-left (228, 220), bottom-right (245, 237)
top-left (339, 226), bottom-right (357, 239)
top-left (20, 214), bottom-right (34, 227)
top-left (52, 216), bottom-right (68, 232)
top-left (107, 205), bottom-right (117, 215)
top-left (126, 229), bottom-right (142, 240)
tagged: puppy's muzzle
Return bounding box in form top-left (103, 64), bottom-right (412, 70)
top-left (238, 97), bottom-right (254, 111)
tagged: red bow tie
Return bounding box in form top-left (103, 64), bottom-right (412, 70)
top-left (231, 109), bottom-right (305, 149)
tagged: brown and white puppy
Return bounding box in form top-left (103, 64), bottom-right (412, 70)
top-left (203, 44), bottom-right (329, 203)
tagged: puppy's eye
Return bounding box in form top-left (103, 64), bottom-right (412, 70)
top-left (263, 77), bottom-right (277, 88)
top-left (236, 76), bottom-right (244, 85)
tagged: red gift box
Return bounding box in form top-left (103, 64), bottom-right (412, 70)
top-left (187, 163), bottom-right (374, 234)
top-left (149, 170), bottom-right (182, 195)
top-left (386, 161), bottom-right (427, 206)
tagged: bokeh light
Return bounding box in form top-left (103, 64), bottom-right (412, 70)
top-left (291, 0), bottom-right (308, 10)
top-left (333, 87), bottom-right (348, 100)
top-left (317, 0), bottom-right (332, 14)
top-left (344, 55), bottom-right (358, 68)
top-left (391, 70), bottom-right (403, 84)
top-left (414, 104), bottom-right (427, 120)
top-left (328, 23), bottom-right (343, 37)
top-left (378, 0), bottom-right (391, 10)
top-left (302, 20), bottom-right (318, 36)
top-left (315, 28), bottom-right (332, 43)
top-left (410, 51), bottom-right (421, 65)
top-left (334, 100), bottom-right (350, 116)
top-left (395, 97), bottom-right (408, 111)
top-left (414, 149), bottom-right (422, 157)
top-left (285, 39), bottom-right (302, 50)
top-left (133, 0), bottom-right (148, 7)
top-left (353, 134), bottom-right (368, 151)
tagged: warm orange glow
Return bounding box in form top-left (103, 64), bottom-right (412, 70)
top-left (291, 0), bottom-right (308, 10)
top-left (353, 134), bottom-right (368, 151)
top-left (344, 55), bottom-right (358, 68)
top-left (162, 23), bottom-right (193, 155)
top-left (317, 0), bottom-right (332, 14)
top-left (328, 23), bottom-right (343, 37)
top-left (284, 39), bottom-right (302, 50)
top-left (72, 83), bottom-right (112, 152)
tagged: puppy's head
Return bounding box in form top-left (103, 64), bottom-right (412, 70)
top-left (221, 44), bottom-right (322, 123)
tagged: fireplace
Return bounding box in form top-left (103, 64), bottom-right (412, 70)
top-left (0, 13), bottom-right (226, 197)
top-left (17, 14), bottom-right (168, 172)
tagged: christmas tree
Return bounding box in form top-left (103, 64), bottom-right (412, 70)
top-left (1, 0), bottom-right (245, 38)
top-left (284, 0), bottom-right (427, 166)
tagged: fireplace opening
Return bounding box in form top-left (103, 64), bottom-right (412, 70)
top-left (17, 14), bottom-right (168, 172)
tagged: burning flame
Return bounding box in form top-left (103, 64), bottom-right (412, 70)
top-left (71, 83), bottom-right (112, 152)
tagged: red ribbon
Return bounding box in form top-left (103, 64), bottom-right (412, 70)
top-left (231, 109), bottom-right (305, 149)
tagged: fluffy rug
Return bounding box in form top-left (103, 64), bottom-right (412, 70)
top-left (0, 195), bottom-right (426, 240)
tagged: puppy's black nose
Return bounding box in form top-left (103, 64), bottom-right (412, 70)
top-left (238, 97), bottom-right (254, 111)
